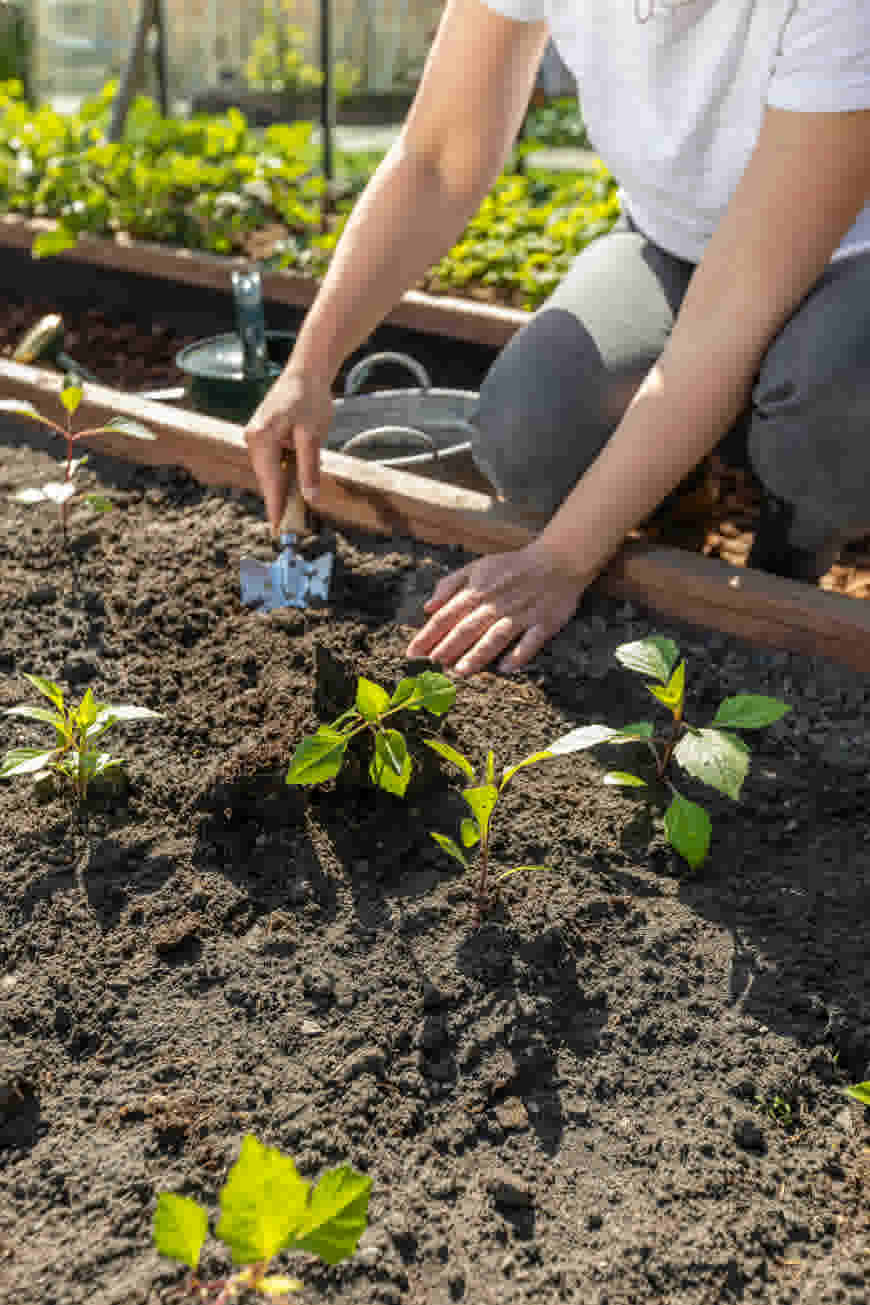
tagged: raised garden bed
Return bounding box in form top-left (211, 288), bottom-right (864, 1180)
top-left (2, 372), bottom-right (870, 1302)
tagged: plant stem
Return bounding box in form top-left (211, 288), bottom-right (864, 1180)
top-left (475, 830), bottom-right (491, 922)
top-left (656, 715), bottom-right (683, 779)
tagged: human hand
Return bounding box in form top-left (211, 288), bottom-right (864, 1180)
top-left (405, 540), bottom-right (591, 676)
top-left (244, 368), bottom-right (334, 534)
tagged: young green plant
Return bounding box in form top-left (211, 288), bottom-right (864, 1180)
top-left (425, 740), bottom-right (554, 922)
top-left (1, 673), bottom-right (161, 802)
top-left (545, 636), bottom-right (790, 870)
top-left (286, 670), bottom-right (455, 796)
top-left (844, 1082), bottom-right (870, 1107)
top-left (153, 1134), bottom-right (371, 1303)
top-left (2, 378), bottom-right (155, 543)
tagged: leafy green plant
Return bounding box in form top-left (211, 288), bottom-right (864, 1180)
top-left (245, 4), bottom-right (360, 103)
top-left (426, 741), bottom-right (554, 921)
top-left (545, 636), bottom-right (791, 870)
top-left (153, 1135), bottom-right (371, 1302)
top-left (1, 674), bottom-right (161, 801)
top-left (2, 378), bottom-right (154, 544)
top-left (844, 1082), bottom-right (870, 1107)
top-left (286, 671), bottom-right (456, 796)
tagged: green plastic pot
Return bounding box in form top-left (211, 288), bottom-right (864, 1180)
top-left (175, 330), bottom-right (296, 423)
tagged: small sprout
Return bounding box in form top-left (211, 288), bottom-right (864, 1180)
top-left (427, 740), bottom-right (555, 922)
top-left (153, 1135), bottom-right (371, 1303)
top-left (286, 670), bottom-right (456, 796)
top-left (1, 674), bottom-right (161, 803)
top-left (3, 380), bottom-right (155, 544)
top-left (545, 636), bottom-right (790, 870)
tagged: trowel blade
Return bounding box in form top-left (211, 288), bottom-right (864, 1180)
top-left (240, 535), bottom-right (333, 611)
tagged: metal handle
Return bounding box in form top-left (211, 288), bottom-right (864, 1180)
top-left (339, 425), bottom-right (439, 461)
top-left (343, 351), bottom-right (432, 397)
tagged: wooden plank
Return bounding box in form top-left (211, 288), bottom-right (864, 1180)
top-left (0, 216), bottom-right (527, 349)
top-left (3, 358), bottom-right (869, 673)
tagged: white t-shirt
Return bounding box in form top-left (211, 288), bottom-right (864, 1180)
top-left (481, 0), bottom-right (870, 262)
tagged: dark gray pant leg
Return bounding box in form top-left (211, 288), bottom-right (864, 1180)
top-left (748, 246), bottom-right (870, 565)
top-left (470, 220), bottom-right (695, 518)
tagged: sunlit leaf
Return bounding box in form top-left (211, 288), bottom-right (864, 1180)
top-left (60, 383), bottom-right (83, 416)
top-left (711, 695), bottom-right (791, 730)
top-left (22, 675), bottom-right (64, 710)
top-left (152, 1192), bottom-right (208, 1270)
top-left (404, 671), bottom-right (456, 717)
top-left (217, 1136), bottom-right (309, 1266)
top-left (32, 224), bottom-right (78, 258)
top-left (0, 747), bottom-right (59, 777)
top-left (494, 863), bottom-right (554, 882)
top-left (614, 636), bottom-right (679, 684)
top-left (545, 724), bottom-right (619, 754)
top-left (501, 750), bottom-right (552, 786)
top-left (844, 1082), bottom-right (870, 1107)
top-left (96, 704), bottom-right (162, 723)
top-left (460, 818), bottom-right (480, 848)
top-left (663, 792), bottom-right (711, 870)
top-left (84, 495), bottom-right (114, 513)
top-left (39, 481), bottom-right (77, 505)
top-left (369, 730), bottom-right (411, 796)
top-left (356, 677), bottom-right (390, 722)
top-left (602, 771), bottom-right (647, 787)
top-left (462, 785), bottom-right (498, 841)
top-left (673, 728), bottom-right (749, 801)
top-left (98, 416), bottom-right (157, 441)
top-left (424, 738), bottom-right (475, 781)
top-left (289, 1164), bottom-right (372, 1265)
top-left (286, 727), bottom-right (347, 785)
top-left (3, 705), bottom-right (63, 728)
top-left (430, 832), bottom-right (469, 870)
top-left (11, 487), bottom-right (49, 503)
top-left (259, 1276), bottom-right (303, 1296)
top-left (0, 399), bottom-right (58, 427)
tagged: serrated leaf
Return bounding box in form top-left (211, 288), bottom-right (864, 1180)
top-left (430, 831), bottom-right (469, 870)
top-left (844, 1082), bottom-right (870, 1107)
top-left (356, 677), bottom-right (390, 721)
top-left (152, 1192), bottom-right (208, 1270)
top-left (711, 695), bottom-right (791, 730)
top-left (663, 792), bottom-right (711, 869)
top-left (673, 728), bottom-right (749, 801)
top-left (22, 675), bottom-right (64, 710)
top-left (259, 1276), bottom-right (303, 1296)
top-left (494, 863), bottom-right (554, 882)
top-left (369, 730), bottom-right (411, 796)
top-left (424, 738), bottom-right (475, 781)
top-left (286, 728), bottom-right (348, 785)
top-left (603, 771), bottom-right (647, 787)
top-left (462, 785), bottom-right (499, 841)
top-left (406, 671), bottom-right (456, 717)
top-left (0, 399), bottom-right (58, 427)
top-left (460, 817), bottom-right (480, 848)
top-left (217, 1136), bottom-right (309, 1266)
top-left (3, 705), bottom-right (63, 728)
top-left (99, 416), bottom-right (157, 441)
top-left (289, 1165), bottom-right (372, 1265)
top-left (614, 636), bottom-right (679, 684)
top-left (0, 747), bottom-right (60, 778)
top-left (60, 384), bottom-right (83, 416)
top-left (500, 750), bottom-right (552, 786)
top-left (546, 724), bottom-right (620, 754)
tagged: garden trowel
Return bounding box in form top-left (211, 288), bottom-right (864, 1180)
top-left (239, 475), bottom-right (334, 612)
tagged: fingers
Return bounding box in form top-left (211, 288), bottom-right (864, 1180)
top-left (497, 622), bottom-right (552, 674)
top-left (295, 426), bottom-right (321, 503)
top-left (422, 564), bottom-right (473, 613)
top-left (245, 418), bottom-right (290, 535)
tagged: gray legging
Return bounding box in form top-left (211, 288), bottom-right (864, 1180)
top-left (470, 214), bottom-right (870, 575)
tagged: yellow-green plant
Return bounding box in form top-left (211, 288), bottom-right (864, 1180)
top-left (245, 4), bottom-right (360, 102)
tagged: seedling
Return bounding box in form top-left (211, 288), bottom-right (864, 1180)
top-left (545, 636), bottom-right (790, 870)
top-left (844, 1082), bottom-right (870, 1107)
top-left (426, 740), bottom-right (554, 922)
top-left (1, 673), bottom-right (161, 802)
top-left (153, 1134), bottom-right (371, 1303)
top-left (2, 379), bottom-right (155, 543)
top-left (286, 670), bottom-right (456, 796)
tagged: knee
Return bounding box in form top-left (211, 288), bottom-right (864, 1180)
top-left (471, 307), bottom-right (615, 518)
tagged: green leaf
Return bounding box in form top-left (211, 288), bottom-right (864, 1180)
top-left (259, 1276), bottom-right (303, 1296)
top-left (96, 704), bottom-right (162, 723)
top-left (462, 785), bottom-right (499, 841)
top-left (648, 660), bottom-right (685, 712)
top-left (0, 400), bottom-right (59, 428)
top-left (500, 750), bottom-right (552, 787)
top-left (673, 728), bottom-right (749, 801)
top-left (460, 817), bottom-right (480, 848)
top-left (41, 481), bottom-right (76, 505)
top-left (663, 792), bottom-right (711, 870)
top-left (217, 1136), bottom-right (309, 1266)
top-left (98, 417), bottom-right (157, 441)
top-left (0, 747), bottom-right (60, 778)
top-left (614, 722), bottom-right (655, 740)
top-left (369, 730), bottom-right (411, 796)
top-left (289, 1165), bottom-right (372, 1265)
top-left (430, 831), bottom-right (470, 870)
top-left (545, 724), bottom-right (620, 754)
top-left (494, 863), bottom-right (554, 882)
top-left (60, 383), bottom-right (83, 417)
top-left (484, 751), bottom-right (495, 785)
top-left (3, 705), bottom-right (64, 728)
top-left (603, 771), bottom-right (647, 787)
top-left (356, 677), bottom-right (390, 722)
top-left (75, 689), bottom-right (98, 731)
top-left (424, 738), bottom-right (476, 781)
top-left (711, 695), bottom-right (791, 730)
top-left (22, 675), bottom-right (64, 710)
top-left (84, 495), bottom-right (114, 513)
top-left (389, 678), bottom-right (417, 709)
top-left (844, 1082), bottom-right (870, 1107)
top-left (32, 224), bottom-right (79, 258)
top-left (614, 636), bottom-right (679, 684)
top-left (286, 728), bottom-right (348, 785)
top-left (152, 1192), bottom-right (208, 1270)
top-left (406, 671), bottom-right (456, 717)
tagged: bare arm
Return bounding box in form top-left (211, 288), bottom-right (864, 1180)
top-left (409, 106), bottom-right (870, 674)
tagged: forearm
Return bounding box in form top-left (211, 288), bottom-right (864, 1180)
top-left (289, 141), bottom-right (493, 382)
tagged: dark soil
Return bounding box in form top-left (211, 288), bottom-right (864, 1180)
top-left (2, 386), bottom-right (870, 1305)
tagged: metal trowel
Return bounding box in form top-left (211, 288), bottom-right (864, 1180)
top-left (234, 263), bottom-right (334, 610)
